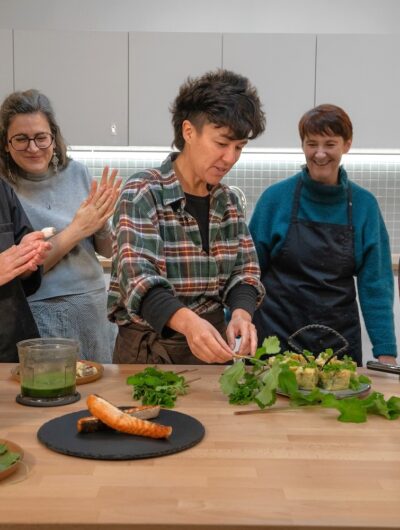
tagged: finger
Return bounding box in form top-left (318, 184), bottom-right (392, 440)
top-left (249, 327), bottom-right (258, 356)
top-left (107, 168), bottom-right (118, 187)
top-left (113, 176), bottom-right (122, 192)
top-left (96, 189), bottom-right (114, 214)
top-left (85, 180), bottom-right (98, 204)
top-left (13, 262), bottom-right (35, 277)
top-left (18, 246), bottom-right (38, 261)
top-left (225, 325), bottom-right (237, 350)
top-left (99, 165), bottom-right (110, 188)
top-left (21, 231), bottom-right (45, 244)
top-left (209, 336), bottom-right (234, 362)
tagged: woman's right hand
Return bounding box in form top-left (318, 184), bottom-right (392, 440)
top-left (0, 232), bottom-right (52, 286)
top-left (168, 308), bottom-right (234, 363)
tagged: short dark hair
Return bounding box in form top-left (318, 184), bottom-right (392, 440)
top-left (298, 103), bottom-right (353, 143)
top-left (0, 89), bottom-right (68, 184)
top-left (171, 69), bottom-right (266, 151)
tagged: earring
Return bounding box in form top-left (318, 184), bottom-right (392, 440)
top-left (52, 150), bottom-right (59, 174)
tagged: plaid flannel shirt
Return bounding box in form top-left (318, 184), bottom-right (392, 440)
top-left (107, 154), bottom-right (265, 327)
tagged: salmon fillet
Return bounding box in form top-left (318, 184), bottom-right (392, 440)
top-left (86, 394), bottom-right (172, 439)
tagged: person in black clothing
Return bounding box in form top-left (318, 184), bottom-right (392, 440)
top-left (0, 178), bottom-right (51, 361)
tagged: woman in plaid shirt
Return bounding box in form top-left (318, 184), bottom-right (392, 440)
top-left (108, 69), bottom-right (266, 364)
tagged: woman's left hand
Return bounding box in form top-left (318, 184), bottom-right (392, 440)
top-left (73, 166), bottom-right (122, 237)
top-left (85, 165), bottom-right (122, 230)
top-left (226, 308), bottom-right (258, 356)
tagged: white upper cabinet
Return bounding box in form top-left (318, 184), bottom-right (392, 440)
top-left (14, 30), bottom-right (128, 146)
top-left (316, 35), bottom-right (400, 149)
top-left (129, 32), bottom-right (222, 146)
top-left (0, 30), bottom-right (13, 102)
top-left (223, 34), bottom-right (316, 148)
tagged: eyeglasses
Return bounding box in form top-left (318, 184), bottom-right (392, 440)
top-left (8, 132), bottom-right (54, 151)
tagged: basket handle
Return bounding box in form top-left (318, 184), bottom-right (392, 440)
top-left (287, 324), bottom-right (349, 366)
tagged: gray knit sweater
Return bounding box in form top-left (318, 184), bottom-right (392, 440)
top-left (14, 159), bottom-right (105, 301)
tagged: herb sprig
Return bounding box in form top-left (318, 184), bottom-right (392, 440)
top-left (126, 367), bottom-right (189, 408)
top-left (220, 337), bottom-right (400, 423)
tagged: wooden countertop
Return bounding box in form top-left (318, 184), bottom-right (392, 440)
top-left (1, 364), bottom-right (400, 530)
top-left (99, 256), bottom-right (400, 274)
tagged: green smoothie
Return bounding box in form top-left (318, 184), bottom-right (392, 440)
top-left (21, 370), bottom-right (76, 398)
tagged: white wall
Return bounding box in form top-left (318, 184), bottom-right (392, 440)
top-left (1, 0), bottom-right (400, 33)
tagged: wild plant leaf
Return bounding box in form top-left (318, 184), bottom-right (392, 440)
top-left (254, 363), bottom-right (282, 408)
top-left (277, 365), bottom-right (298, 396)
top-left (228, 373), bottom-right (260, 405)
top-left (219, 360), bottom-right (246, 396)
top-left (386, 396), bottom-right (400, 419)
top-left (262, 336), bottom-right (281, 355)
top-left (0, 444), bottom-right (7, 456)
top-left (321, 394), bottom-right (368, 423)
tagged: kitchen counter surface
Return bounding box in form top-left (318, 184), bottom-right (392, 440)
top-left (1, 363), bottom-right (400, 530)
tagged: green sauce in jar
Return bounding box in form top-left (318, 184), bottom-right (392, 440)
top-left (21, 371), bottom-right (76, 398)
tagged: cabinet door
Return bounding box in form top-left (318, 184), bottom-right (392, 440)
top-left (14, 30), bottom-right (128, 146)
top-left (223, 34), bottom-right (316, 148)
top-left (0, 30), bottom-right (13, 102)
top-left (129, 32), bottom-right (222, 146)
top-left (316, 35), bottom-right (400, 149)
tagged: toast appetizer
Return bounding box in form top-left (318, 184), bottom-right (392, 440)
top-left (268, 348), bottom-right (360, 391)
top-left (86, 394), bottom-right (172, 439)
top-left (77, 405), bottom-right (161, 433)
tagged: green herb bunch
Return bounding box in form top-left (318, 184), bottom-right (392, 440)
top-left (126, 367), bottom-right (189, 408)
top-left (219, 337), bottom-right (400, 423)
top-left (0, 443), bottom-right (20, 471)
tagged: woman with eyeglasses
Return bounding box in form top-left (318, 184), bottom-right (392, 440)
top-left (0, 89), bottom-right (121, 363)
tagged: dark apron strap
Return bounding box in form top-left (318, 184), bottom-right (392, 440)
top-left (113, 308), bottom-right (227, 365)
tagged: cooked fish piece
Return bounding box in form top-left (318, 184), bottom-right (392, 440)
top-left (86, 395), bottom-right (172, 439)
top-left (77, 405), bottom-right (161, 433)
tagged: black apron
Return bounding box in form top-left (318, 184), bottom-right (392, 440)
top-left (0, 226), bottom-right (40, 362)
top-left (253, 178), bottom-right (362, 365)
top-left (113, 308), bottom-right (227, 365)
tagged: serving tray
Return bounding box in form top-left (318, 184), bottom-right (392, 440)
top-left (276, 382), bottom-right (371, 399)
top-left (37, 408), bottom-right (205, 460)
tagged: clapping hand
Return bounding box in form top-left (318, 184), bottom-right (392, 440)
top-left (0, 232), bottom-right (52, 286)
top-left (72, 166), bottom-right (122, 238)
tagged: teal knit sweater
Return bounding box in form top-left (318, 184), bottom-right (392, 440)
top-left (249, 167), bottom-right (397, 358)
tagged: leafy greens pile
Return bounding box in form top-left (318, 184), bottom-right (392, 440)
top-left (219, 337), bottom-right (400, 423)
top-left (0, 443), bottom-right (20, 472)
top-left (127, 367), bottom-right (189, 408)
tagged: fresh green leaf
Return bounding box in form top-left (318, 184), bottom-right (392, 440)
top-left (262, 336), bottom-right (281, 355)
top-left (254, 363), bottom-right (282, 408)
top-left (0, 445), bottom-right (20, 472)
top-left (126, 367), bottom-right (189, 408)
top-left (277, 365), bottom-right (298, 396)
top-left (219, 361), bottom-right (246, 395)
top-left (228, 373), bottom-right (260, 405)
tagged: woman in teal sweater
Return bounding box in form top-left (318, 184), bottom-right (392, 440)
top-left (249, 104), bottom-right (397, 365)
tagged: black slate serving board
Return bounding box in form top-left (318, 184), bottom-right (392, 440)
top-left (37, 408), bottom-right (205, 460)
